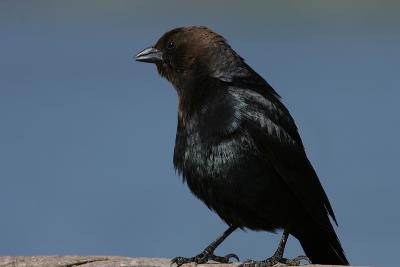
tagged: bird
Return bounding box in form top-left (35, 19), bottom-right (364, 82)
top-left (135, 26), bottom-right (349, 266)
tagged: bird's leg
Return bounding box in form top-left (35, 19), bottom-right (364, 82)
top-left (240, 229), bottom-right (310, 267)
top-left (171, 225), bottom-right (239, 266)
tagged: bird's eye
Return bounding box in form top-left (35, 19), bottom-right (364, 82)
top-left (167, 41), bottom-right (175, 50)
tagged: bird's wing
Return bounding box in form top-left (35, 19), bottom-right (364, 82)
top-left (228, 86), bottom-right (337, 229)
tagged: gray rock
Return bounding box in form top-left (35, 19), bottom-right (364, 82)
top-left (0, 256), bottom-right (362, 267)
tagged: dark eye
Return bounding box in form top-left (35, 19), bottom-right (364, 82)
top-left (167, 40), bottom-right (175, 50)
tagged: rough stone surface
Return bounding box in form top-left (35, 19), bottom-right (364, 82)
top-left (0, 257), bottom-right (360, 267)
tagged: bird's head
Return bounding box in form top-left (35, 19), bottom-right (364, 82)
top-left (135, 26), bottom-right (242, 92)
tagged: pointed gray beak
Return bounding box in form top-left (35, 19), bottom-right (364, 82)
top-left (135, 47), bottom-right (163, 63)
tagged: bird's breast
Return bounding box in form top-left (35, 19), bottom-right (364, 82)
top-left (173, 123), bottom-right (257, 194)
top-left (174, 130), bottom-right (243, 180)
top-left (173, 124), bottom-right (284, 228)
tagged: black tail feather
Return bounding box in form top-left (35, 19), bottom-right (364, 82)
top-left (292, 223), bottom-right (349, 265)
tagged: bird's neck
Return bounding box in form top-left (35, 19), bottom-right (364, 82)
top-left (176, 75), bottom-right (219, 123)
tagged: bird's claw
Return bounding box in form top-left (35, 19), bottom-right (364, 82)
top-left (170, 256), bottom-right (195, 267)
top-left (281, 255), bottom-right (310, 266)
top-left (171, 252), bottom-right (240, 266)
top-left (209, 253), bottom-right (240, 263)
top-left (239, 255), bottom-right (310, 267)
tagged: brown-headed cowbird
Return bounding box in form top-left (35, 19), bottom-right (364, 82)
top-left (135, 26), bottom-right (349, 266)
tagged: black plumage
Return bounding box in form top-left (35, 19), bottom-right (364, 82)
top-left (136, 26), bottom-right (349, 266)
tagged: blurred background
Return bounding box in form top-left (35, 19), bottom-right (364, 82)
top-left (0, 1), bottom-right (399, 266)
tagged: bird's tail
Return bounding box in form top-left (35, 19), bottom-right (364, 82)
top-left (292, 222), bottom-right (349, 265)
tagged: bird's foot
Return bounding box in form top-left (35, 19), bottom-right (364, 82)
top-left (239, 255), bottom-right (310, 267)
top-left (171, 252), bottom-right (239, 266)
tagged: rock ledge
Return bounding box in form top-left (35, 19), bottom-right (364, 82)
top-left (0, 256), bottom-right (359, 267)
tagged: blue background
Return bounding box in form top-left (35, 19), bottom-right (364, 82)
top-left (0, 1), bottom-right (399, 266)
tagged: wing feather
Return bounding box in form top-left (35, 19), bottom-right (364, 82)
top-left (228, 86), bottom-right (338, 228)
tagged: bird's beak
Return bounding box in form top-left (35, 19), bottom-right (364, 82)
top-left (135, 47), bottom-right (163, 63)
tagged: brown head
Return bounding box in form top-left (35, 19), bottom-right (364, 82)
top-left (135, 26), bottom-right (244, 93)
